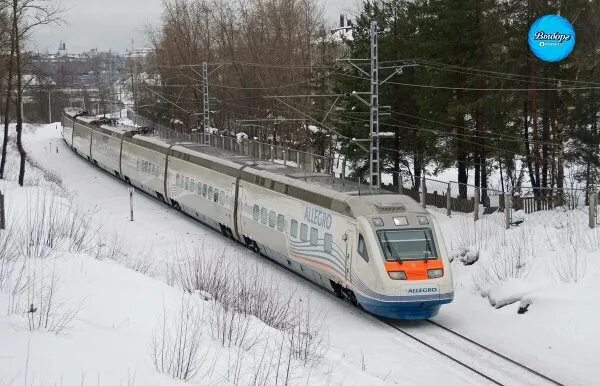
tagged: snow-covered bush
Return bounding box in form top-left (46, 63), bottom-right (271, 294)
top-left (473, 227), bottom-right (538, 290)
top-left (170, 244), bottom-right (329, 373)
top-left (151, 297), bottom-right (208, 381)
top-left (20, 191), bottom-right (98, 259)
top-left (287, 300), bottom-right (327, 367)
top-left (552, 244), bottom-right (587, 284)
top-left (23, 259), bottom-right (81, 334)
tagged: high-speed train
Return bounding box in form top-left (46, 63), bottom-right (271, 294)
top-left (61, 109), bottom-right (454, 319)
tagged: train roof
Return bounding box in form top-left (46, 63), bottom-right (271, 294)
top-left (64, 109), bottom-right (424, 219)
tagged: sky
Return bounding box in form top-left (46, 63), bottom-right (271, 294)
top-left (31, 0), bottom-right (360, 54)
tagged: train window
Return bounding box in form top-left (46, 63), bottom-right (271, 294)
top-left (190, 179), bottom-right (195, 191)
top-left (261, 208), bottom-right (268, 224)
top-left (197, 183), bottom-right (202, 195)
top-left (324, 233), bottom-right (333, 254)
top-left (277, 215), bottom-right (285, 231)
top-left (269, 211), bottom-right (276, 228)
top-left (290, 220), bottom-right (298, 237)
top-left (214, 190), bottom-right (219, 203)
top-left (253, 205), bottom-right (260, 221)
top-left (358, 234), bottom-right (369, 262)
top-left (310, 228), bottom-right (318, 246)
top-left (176, 174), bottom-right (180, 186)
top-left (202, 184), bottom-right (207, 197)
top-left (300, 223), bottom-right (308, 242)
top-left (208, 186), bottom-right (213, 199)
top-left (185, 177), bottom-right (190, 190)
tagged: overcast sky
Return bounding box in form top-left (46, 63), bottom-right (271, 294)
top-left (32, 0), bottom-right (360, 54)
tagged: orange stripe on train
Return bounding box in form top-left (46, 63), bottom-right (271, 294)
top-left (384, 259), bottom-right (444, 280)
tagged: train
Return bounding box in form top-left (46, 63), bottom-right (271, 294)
top-left (61, 109), bottom-right (454, 319)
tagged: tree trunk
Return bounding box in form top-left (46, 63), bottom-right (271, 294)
top-left (13, 1), bottom-right (26, 187)
top-left (393, 126), bottom-right (400, 187)
top-left (523, 99), bottom-right (538, 190)
top-left (1, 21), bottom-right (15, 180)
top-left (541, 82), bottom-right (550, 189)
top-left (456, 114), bottom-right (468, 199)
top-left (413, 153), bottom-right (421, 189)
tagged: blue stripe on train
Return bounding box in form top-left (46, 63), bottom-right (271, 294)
top-left (356, 292), bottom-right (454, 319)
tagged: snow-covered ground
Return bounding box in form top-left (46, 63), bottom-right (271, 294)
top-left (433, 207), bottom-right (600, 385)
top-left (0, 123), bottom-right (597, 385)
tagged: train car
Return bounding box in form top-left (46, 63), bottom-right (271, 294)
top-left (90, 125), bottom-right (126, 177)
top-left (165, 145), bottom-right (240, 233)
top-left (61, 109), bottom-right (454, 319)
top-left (61, 111), bottom-right (73, 148)
top-left (120, 135), bottom-right (169, 200)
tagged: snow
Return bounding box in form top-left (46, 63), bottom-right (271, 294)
top-left (432, 207), bottom-right (600, 384)
top-left (307, 125), bottom-right (322, 134)
top-left (0, 122), bottom-right (598, 384)
top-left (484, 278), bottom-right (540, 309)
top-left (0, 123), bottom-right (487, 385)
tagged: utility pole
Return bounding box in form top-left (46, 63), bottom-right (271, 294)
top-left (203, 61), bottom-right (210, 144)
top-left (48, 90), bottom-right (51, 123)
top-left (369, 21), bottom-right (380, 189)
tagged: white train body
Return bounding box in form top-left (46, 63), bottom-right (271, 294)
top-left (62, 109), bottom-right (454, 319)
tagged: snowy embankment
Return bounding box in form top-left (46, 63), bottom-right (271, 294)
top-left (0, 124), bottom-right (484, 385)
top-left (433, 208), bottom-right (600, 384)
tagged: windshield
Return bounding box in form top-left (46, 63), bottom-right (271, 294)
top-left (377, 228), bottom-right (438, 261)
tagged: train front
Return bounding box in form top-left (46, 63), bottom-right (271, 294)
top-left (348, 195), bottom-right (454, 320)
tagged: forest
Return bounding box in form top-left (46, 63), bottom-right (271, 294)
top-left (117, 1), bottom-right (600, 196)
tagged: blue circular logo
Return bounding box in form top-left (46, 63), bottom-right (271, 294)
top-left (528, 15), bottom-right (575, 62)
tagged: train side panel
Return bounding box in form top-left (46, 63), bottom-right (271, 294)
top-left (90, 129), bottom-right (122, 176)
top-left (72, 120), bottom-right (92, 159)
top-left (121, 140), bottom-right (167, 200)
top-left (238, 179), bottom-right (351, 291)
top-left (61, 115), bottom-right (73, 147)
top-left (166, 156), bottom-right (235, 232)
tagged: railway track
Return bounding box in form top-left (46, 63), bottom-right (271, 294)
top-left (384, 319), bottom-right (564, 386)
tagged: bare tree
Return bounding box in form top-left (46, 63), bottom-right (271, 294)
top-left (0, 0), bottom-right (63, 185)
top-left (0, 9), bottom-right (15, 179)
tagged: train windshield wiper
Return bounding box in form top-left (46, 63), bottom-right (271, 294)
top-left (383, 231), bottom-right (403, 264)
top-left (423, 230), bottom-right (432, 262)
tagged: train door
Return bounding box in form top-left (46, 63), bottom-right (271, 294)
top-left (343, 228), bottom-right (354, 284)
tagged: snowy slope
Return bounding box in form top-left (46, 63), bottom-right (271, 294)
top-left (433, 208), bottom-right (600, 384)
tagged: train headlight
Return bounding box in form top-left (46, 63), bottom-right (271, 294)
top-left (417, 216), bottom-right (429, 225)
top-left (388, 271), bottom-right (407, 280)
top-left (372, 217), bottom-right (384, 227)
top-left (427, 268), bottom-right (444, 279)
top-left (393, 216), bottom-right (408, 226)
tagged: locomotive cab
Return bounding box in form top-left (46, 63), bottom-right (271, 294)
top-left (347, 195), bottom-right (454, 319)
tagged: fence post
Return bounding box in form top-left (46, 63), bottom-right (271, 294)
top-left (420, 175), bottom-right (426, 208)
top-left (446, 183), bottom-right (451, 217)
top-left (270, 145), bottom-right (274, 162)
top-left (0, 190), bottom-right (5, 230)
top-left (129, 188), bottom-right (134, 222)
top-left (474, 187), bottom-right (480, 222)
top-left (589, 191), bottom-right (597, 229)
top-left (504, 193), bottom-right (512, 230)
top-left (283, 148), bottom-right (288, 166)
top-left (258, 143), bottom-right (263, 159)
top-left (341, 157), bottom-right (346, 185)
top-left (398, 174), bottom-right (403, 194)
